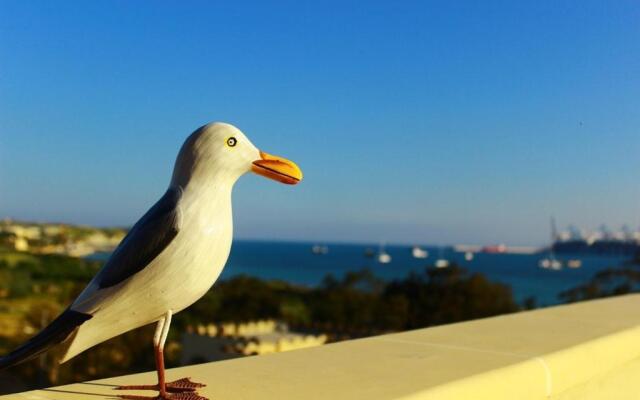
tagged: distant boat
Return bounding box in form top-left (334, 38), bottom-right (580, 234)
top-left (539, 257), bottom-right (562, 270)
top-left (464, 251), bottom-right (474, 261)
top-left (567, 259), bottom-right (582, 269)
top-left (435, 246), bottom-right (449, 268)
top-left (363, 247), bottom-right (375, 258)
top-left (311, 244), bottom-right (329, 255)
top-left (411, 246), bottom-right (429, 259)
top-left (378, 252), bottom-right (392, 264)
top-left (539, 217), bottom-right (563, 270)
top-left (481, 244), bottom-right (507, 253)
top-left (377, 244), bottom-right (391, 264)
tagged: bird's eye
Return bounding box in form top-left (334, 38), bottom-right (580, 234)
top-left (226, 137), bottom-right (237, 147)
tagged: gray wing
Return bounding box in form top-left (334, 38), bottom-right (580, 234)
top-left (95, 187), bottom-right (183, 289)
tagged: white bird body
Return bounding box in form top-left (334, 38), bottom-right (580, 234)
top-left (0, 124), bottom-right (301, 372)
top-left (61, 123), bottom-right (261, 361)
top-left (64, 184), bottom-right (234, 361)
top-left (0, 122), bottom-right (302, 399)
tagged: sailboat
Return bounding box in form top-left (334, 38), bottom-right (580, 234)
top-left (412, 245), bottom-right (429, 259)
top-left (539, 217), bottom-right (562, 270)
top-left (311, 244), bottom-right (329, 255)
top-left (435, 246), bottom-right (449, 268)
top-left (377, 243), bottom-right (392, 264)
top-left (539, 256), bottom-right (562, 270)
top-left (567, 259), bottom-right (582, 268)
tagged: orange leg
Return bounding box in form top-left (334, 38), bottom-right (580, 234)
top-left (116, 311), bottom-right (206, 399)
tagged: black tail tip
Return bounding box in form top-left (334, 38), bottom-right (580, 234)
top-left (0, 309), bottom-right (91, 370)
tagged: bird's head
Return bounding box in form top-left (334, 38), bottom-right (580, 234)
top-left (171, 122), bottom-right (303, 188)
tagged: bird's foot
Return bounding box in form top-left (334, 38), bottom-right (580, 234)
top-left (118, 393), bottom-right (208, 400)
top-left (117, 377), bottom-right (207, 399)
top-left (166, 378), bottom-right (206, 392)
top-left (117, 378), bottom-right (206, 393)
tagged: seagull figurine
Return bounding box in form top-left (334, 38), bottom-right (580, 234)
top-left (0, 122), bottom-right (302, 400)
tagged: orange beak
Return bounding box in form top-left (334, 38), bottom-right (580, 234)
top-left (252, 151), bottom-right (303, 185)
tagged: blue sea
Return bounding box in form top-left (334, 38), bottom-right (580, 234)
top-left (91, 241), bottom-right (631, 307)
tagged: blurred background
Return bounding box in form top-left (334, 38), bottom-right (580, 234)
top-left (0, 0), bottom-right (639, 393)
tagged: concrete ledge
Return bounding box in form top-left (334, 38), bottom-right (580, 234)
top-left (4, 294), bottom-right (640, 399)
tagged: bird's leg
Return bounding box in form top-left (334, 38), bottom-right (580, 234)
top-left (155, 311), bottom-right (206, 393)
top-left (116, 311), bottom-right (206, 399)
top-left (156, 310), bottom-right (171, 397)
top-left (117, 312), bottom-right (170, 394)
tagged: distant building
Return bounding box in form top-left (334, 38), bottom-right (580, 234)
top-left (181, 320), bottom-right (327, 364)
top-left (13, 237), bottom-right (29, 252)
top-left (0, 220), bottom-right (126, 257)
top-left (42, 225), bottom-right (63, 236)
top-left (3, 225), bottom-right (42, 240)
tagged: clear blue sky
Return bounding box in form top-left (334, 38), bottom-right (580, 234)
top-left (1, 1), bottom-right (639, 246)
